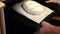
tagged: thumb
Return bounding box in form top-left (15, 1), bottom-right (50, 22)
top-left (45, 0), bottom-right (53, 3)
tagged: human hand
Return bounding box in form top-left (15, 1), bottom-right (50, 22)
top-left (45, 0), bottom-right (60, 4)
top-left (40, 21), bottom-right (60, 34)
top-left (0, 2), bottom-right (5, 9)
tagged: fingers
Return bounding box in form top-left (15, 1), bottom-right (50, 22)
top-left (45, 0), bottom-right (52, 3)
top-left (45, 0), bottom-right (53, 3)
top-left (40, 21), bottom-right (60, 34)
top-left (45, 0), bottom-right (60, 4)
top-left (41, 21), bottom-right (52, 26)
top-left (53, 16), bottom-right (60, 21)
top-left (40, 21), bottom-right (53, 33)
top-left (40, 21), bottom-right (58, 34)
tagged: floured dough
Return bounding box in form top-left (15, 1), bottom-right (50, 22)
top-left (23, 1), bottom-right (44, 15)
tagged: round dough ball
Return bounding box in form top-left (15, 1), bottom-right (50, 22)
top-left (23, 1), bottom-right (44, 15)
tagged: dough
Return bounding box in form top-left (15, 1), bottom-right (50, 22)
top-left (23, 1), bottom-right (44, 15)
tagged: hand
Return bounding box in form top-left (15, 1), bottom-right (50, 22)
top-left (40, 21), bottom-right (60, 34)
top-left (45, 0), bottom-right (55, 3)
top-left (0, 2), bottom-right (5, 9)
top-left (45, 0), bottom-right (60, 4)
